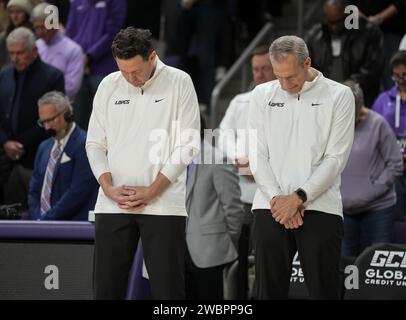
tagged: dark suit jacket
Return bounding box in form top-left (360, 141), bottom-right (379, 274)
top-left (0, 58), bottom-right (65, 169)
top-left (28, 125), bottom-right (98, 221)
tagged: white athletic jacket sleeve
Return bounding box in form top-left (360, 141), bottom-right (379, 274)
top-left (86, 79), bottom-right (110, 181)
top-left (160, 76), bottom-right (200, 183)
top-left (248, 88), bottom-right (283, 201)
top-left (218, 92), bottom-right (253, 162)
top-left (218, 98), bottom-right (238, 162)
top-left (301, 87), bottom-right (355, 202)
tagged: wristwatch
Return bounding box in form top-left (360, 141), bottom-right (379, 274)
top-left (295, 188), bottom-right (307, 204)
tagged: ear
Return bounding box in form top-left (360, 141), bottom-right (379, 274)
top-left (149, 50), bottom-right (157, 62)
top-left (304, 56), bottom-right (311, 68)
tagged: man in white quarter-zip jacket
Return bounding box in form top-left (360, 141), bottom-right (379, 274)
top-left (248, 35), bottom-right (355, 299)
top-left (86, 27), bottom-right (200, 300)
top-left (218, 45), bottom-right (276, 299)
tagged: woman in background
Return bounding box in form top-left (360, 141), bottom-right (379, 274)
top-left (341, 80), bottom-right (403, 257)
top-left (0, 0), bottom-right (33, 69)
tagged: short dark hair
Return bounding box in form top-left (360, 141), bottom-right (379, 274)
top-left (111, 27), bottom-right (154, 60)
top-left (390, 50), bottom-right (406, 69)
top-left (324, 0), bottom-right (346, 11)
top-left (251, 45), bottom-right (269, 58)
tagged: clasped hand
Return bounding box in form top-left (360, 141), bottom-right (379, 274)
top-left (106, 185), bottom-right (153, 212)
top-left (271, 194), bottom-right (305, 229)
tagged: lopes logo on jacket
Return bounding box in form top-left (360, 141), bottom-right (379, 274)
top-left (268, 101), bottom-right (285, 107)
top-left (114, 100), bottom-right (130, 105)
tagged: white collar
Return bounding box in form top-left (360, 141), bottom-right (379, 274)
top-left (297, 68), bottom-right (322, 95)
top-left (52, 122), bottom-right (76, 151)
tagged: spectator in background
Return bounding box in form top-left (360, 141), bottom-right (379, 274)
top-left (0, 0), bottom-right (33, 69)
top-left (218, 44), bottom-right (276, 299)
top-left (170, 0), bottom-right (228, 114)
top-left (31, 2), bottom-right (84, 102)
top-left (305, 0), bottom-right (384, 106)
top-left (349, 0), bottom-right (406, 89)
top-left (341, 80), bottom-right (403, 257)
top-left (0, 27), bottom-right (64, 208)
top-left (0, 0), bottom-right (9, 33)
top-left (28, 91), bottom-right (98, 221)
top-left (65, 0), bottom-right (126, 130)
top-left (185, 116), bottom-right (244, 300)
top-left (219, 45), bottom-right (276, 181)
top-left (372, 50), bottom-right (406, 220)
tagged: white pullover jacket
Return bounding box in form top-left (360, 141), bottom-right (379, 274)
top-left (248, 69), bottom-right (355, 217)
top-left (219, 91), bottom-right (257, 204)
top-left (86, 57), bottom-right (200, 216)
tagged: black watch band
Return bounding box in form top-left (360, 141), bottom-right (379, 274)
top-left (295, 188), bottom-right (307, 204)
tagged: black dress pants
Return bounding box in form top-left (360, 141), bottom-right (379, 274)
top-left (253, 209), bottom-right (343, 300)
top-left (94, 213), bottom-right (186, 300)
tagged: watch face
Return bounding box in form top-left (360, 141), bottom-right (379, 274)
top-left (296, 189), bottom-right (307, 202)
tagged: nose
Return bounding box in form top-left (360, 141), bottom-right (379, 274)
top-left (129, 74), bottom-right (138, 84)
top-left (279, 78), bottom-right (289, 88)
top-left (10, 54), bottom-right (17, 63)
top-left (44, 122), bottom-right (52, 130)
top-left (256, 70), bottom-right (264, 78)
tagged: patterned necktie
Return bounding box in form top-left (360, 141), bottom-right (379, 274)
top-left (40, 143), bottom-right (62, 216)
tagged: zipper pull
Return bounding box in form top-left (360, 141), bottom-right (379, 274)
top-left (297, 94), bottom-right (300, 101)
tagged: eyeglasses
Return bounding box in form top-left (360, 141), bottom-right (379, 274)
top-left (392, 73), bottom-right (406, 82)
top-left (37, 110), bottom-right (65, 127)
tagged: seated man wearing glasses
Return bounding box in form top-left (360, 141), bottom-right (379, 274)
top-left (28, 91), bottom-right (98, 220)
